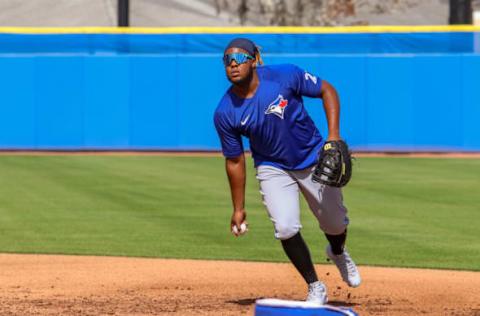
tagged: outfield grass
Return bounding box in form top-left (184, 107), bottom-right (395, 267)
top-left (0, 155), bottom-right (478, 271)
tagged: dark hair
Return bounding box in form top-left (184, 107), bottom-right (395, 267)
top-left (225, 38), bottom-right (263, 65)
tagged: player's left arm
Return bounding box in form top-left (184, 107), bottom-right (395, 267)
top-left (291, 65), bottom-right (352, 186)
top-left (319, 80), bottom-right (341, 142)
top-left (287, 65), bottom-right (341, 141)
top-left (313, 80), bottom-right (353, 187)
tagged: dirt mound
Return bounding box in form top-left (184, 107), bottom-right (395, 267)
top-left (0, 254), bottom-right (478, 315)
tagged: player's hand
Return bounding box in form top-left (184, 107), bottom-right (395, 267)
top-left (230, 209), bottom-right (248, 237)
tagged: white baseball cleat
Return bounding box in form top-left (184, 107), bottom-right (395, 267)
top-left (326, 245), bottom-right (361, 288)
top-left (306, 281), bottom-right (328, 304)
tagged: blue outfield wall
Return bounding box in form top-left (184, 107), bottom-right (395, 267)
top-left (0, 31), bottom-right (479, 151)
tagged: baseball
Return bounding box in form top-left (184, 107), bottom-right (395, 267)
top-left (232, 222), bottom-right (248, 235)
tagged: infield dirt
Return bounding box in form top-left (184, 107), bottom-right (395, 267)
top-left (0, 254), bottom-right (479, 315)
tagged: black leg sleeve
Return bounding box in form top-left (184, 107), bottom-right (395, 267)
top-left (280, 232), bottom-right (318, 284)
top-left (325, 229), bottom-right (347, 255)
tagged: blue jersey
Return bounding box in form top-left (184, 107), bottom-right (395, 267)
top-left (214, 64), bottom-right (324, 170)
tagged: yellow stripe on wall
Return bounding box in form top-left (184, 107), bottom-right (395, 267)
top-left (0, 25), bottom-right (479, 34)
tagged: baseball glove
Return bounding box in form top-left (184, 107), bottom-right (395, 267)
top-left (312, 140), bottom-right (352, 187)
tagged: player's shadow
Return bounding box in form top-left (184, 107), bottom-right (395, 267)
top-left (328, 300), bottom-right (358, 307)
top-left (226, 298), bottom-right (261, 306)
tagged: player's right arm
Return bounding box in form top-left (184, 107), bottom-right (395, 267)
top-left (225, 154), bottom-right (247, 236)
top-left (214, 107), bottom-right (247, 236)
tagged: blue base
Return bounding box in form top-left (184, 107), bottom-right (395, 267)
top-left (254, 301), bottom-right (358, 316)
top-left (255, 306), bottom-right (357, 316)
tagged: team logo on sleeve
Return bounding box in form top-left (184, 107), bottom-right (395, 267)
top-left (265, 95), bottom-right (289, 119)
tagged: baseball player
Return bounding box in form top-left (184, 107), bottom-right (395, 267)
top-left (214, 38), bottom-right (361, 304)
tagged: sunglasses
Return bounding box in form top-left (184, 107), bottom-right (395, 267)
top-left (223, 52), bottom-right (254, 66)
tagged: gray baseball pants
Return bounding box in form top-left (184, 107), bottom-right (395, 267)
top-left (256, 164), bottom-right (349, 240)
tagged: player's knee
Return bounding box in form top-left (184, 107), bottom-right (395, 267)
top-left (320, 216), bottom-right (349, 236)
top-left (275, 224), bottom-right (300, 240)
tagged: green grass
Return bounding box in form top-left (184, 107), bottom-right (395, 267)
top-left (0, 155), bottom-right (478, 270)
